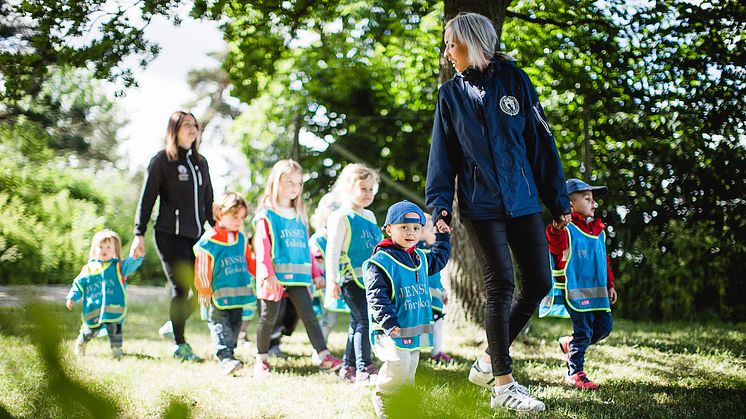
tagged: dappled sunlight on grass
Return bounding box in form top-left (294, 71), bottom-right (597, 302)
top-left (1, 299), bottom-right (745, 418)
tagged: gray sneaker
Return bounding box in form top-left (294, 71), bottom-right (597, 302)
top-left (221, 358), bottom-right (243, 376)
top-left (112, 347), bottom-right (124, 359)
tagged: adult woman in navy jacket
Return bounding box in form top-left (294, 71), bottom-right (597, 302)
top-left (425, 13), bottom-right (571, 412)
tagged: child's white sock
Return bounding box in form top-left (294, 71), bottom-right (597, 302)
top-left (478, 357), bottom-right (492, 373)
top-left (432, 318), bottom-right (444, 353)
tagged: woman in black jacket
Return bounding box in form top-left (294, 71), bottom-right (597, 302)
top-left (130, 111), bottom-right (214, 362)
top-left (425, 13), bottom-right (571, 412)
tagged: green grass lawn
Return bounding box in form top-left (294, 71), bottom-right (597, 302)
top-left (1, 298), bottom-right (744, 418)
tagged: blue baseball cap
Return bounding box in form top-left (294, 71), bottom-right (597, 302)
top-left (384, 201), bottom-right (426, 226)
top-left (566, 178), bottom-right (607, 197)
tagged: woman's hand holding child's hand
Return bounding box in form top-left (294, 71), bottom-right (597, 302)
top-left (435, 219), bottom-right (451, 234)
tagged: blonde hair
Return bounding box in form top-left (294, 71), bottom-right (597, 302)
top-left (260, 159), bottom-right (308, 223)
top-left (444, 12), bottom-right (498, 71)
top-left (332, 163), bottom-right (380, 201)
top-left (165, 111), bottom-right (201, 161)
top-left (213, 192), bottom-right (249, 222)
top-left (89, 229), bottom-right (122, 260)
top-left (310, 192), bottom-right (341, 231)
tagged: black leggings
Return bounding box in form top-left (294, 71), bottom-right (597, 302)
top-left (155, 231), bottom-right (198, 345)
top-left (256, 286), bottom-right (327, 354)
top-left (462, 213), bottom-right (552, 376)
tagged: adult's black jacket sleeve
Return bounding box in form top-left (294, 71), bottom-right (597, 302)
top-left (425, 89), bottom-right (461, 226)
top-left (133, 154), bottom-right (161, 236)
top-left (519, 70), bottom-right (571, 218)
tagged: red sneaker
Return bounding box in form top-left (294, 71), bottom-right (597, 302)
top-left (319, 353), bottom-right (343, 372)
top-left (564, 371), bottom-right (599, 389)
top-left (558, 335), bottom-right (573, 354)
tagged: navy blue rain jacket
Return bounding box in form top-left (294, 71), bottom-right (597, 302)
top-left (425, 55), bottom-right (570, 222)
top-left (365, 233), bottom-right (450, 335)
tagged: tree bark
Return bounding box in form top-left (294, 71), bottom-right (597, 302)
top-left (438, 1), bottom-right (511, 325)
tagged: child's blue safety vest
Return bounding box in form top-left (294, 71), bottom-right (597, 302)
top-left (365, 248), bottom-right (433, 351)
top-left (193, 230), bottom-right (257, 310)
top-left (311, 231), bottom-right (350, 313)
top-left (254, 208), bottom-right (312, 287)
top-left (69, 257), bottom-right (143, 328)
top-left (539, 222), bottom-right (611, 318)
top-left (337, 207), bottom-right (382, 289)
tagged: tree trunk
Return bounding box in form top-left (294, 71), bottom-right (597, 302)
top-left (439, 1), bottom-right (511, 325)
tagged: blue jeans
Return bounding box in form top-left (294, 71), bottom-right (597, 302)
top-left (564, 293), bottom-right (613, 374)
top-left (342, 281), bottom-right (372, 372)
top-left (208, 306), bottom-right (242, 360)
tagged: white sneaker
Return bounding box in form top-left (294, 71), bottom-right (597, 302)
top-left (491, 382), bottom-right (545, 412)
top-left (221, 358), bottom-right (243, 376)
top-left (75, 339), bottom-right (86, 356)
top-left (468, 359), bottom-right (494, 390)
top-left (354, 370), bottom-right (376, 386)
top-left (158, 320), bottom-right (174, 339)
top-left (254, 358), bottom-right (271, 379)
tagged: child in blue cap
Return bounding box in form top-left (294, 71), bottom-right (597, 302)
top-left (364, 201), bottom-right (451, 416)
top-left (539, 178), bottom-right (617, 389)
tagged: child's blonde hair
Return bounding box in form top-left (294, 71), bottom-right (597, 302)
top-left (332, 163), bottom-right (380, 200)
top-left (89, 229), bottom-right (122, 260)
top-left (310, 192), bottom-right (341, 231)
top-left (260, 159), bottom-right (308, 223)
top-left (213, 192), bottom-right (249, 222)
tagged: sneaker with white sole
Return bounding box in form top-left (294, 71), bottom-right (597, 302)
top-left (158, 320), bottom-right (174, 339)
top-left (491, 382), bottom-right (545, 412)
top-left (254, 358), bottom-right (271, 379)
top-left (354, 369), bottom-right (377, 386)
top-left (75, 339), bottom-right (86, 356)
top-left (468, 359), bottom-right (494, 390)
top-left (221, 358), bottom-right (243, 376)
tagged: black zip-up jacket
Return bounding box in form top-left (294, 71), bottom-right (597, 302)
top-left (365, 233), bottom-right (450, 335)
top-left (134, 147), bottom-right (214, 240)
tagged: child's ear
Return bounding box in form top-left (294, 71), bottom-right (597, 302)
top-left (384, 225), bottom-right (392, 236)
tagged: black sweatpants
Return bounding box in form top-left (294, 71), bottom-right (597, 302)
top-left (155, 231), bottom-right (199, 345)
top-left (462, 213), bottom-right (552, 376)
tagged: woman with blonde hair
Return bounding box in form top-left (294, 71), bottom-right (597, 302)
top-left (426, 12), bottom-right (571, 412)
top-left (131, 111), bottom-right (214, 362)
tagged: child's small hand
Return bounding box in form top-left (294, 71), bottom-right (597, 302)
top-left (331, 281), bottom-right (342, 300)
top-left (198, 295), bottom-right (211, 308)
top-left (435, 219), bottom-right (451, 234)
top-left (313, 276), bottom-right (326, 289)
top-left (265, 275), bottom-right (283, 297)
top-left (442, 290), bottom-right (449, 305)
top-left (609, 288), bottom-right (617, 305)
top-left (65, 299), bottom-right (74, 310)
top-left (389, 326), bottom-right (401, 337)
top-left (132, 246), bottom-right (145, 259)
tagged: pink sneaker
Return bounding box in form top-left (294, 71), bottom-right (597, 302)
top-left (430, 352), bottom-right (453, 363)
top-left (254, 358), bottom-right (271, 379)
top-left (564, 371), bottom-right (599, 389)
top-left (339, 365), bottom-right (356, 382)
top-left (365, 363), bottom-right (380, 375)
top-left (319, 353), bottom-right (343, 372)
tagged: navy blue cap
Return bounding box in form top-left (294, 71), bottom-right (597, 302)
top-left (566, 178), bottom-right (607, 197)
top-left (384, 201), bottom-right (426, 226)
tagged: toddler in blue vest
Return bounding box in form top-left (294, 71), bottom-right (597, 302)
top-left (193, 192), bottom-right (257, 375)
top-left (66, 229), bottom-right (144, 359)
top-left (540, 178), bottom-right (617, 389)
top-left (325, 163), bottom-right (383, 384)
top-left (418, 214), bottom-right (452, 364)
top-left (364, 201), bottom-right (451, 416)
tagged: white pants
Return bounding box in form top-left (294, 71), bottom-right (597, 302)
top-left (373, 335), bottom-right (420, 395)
